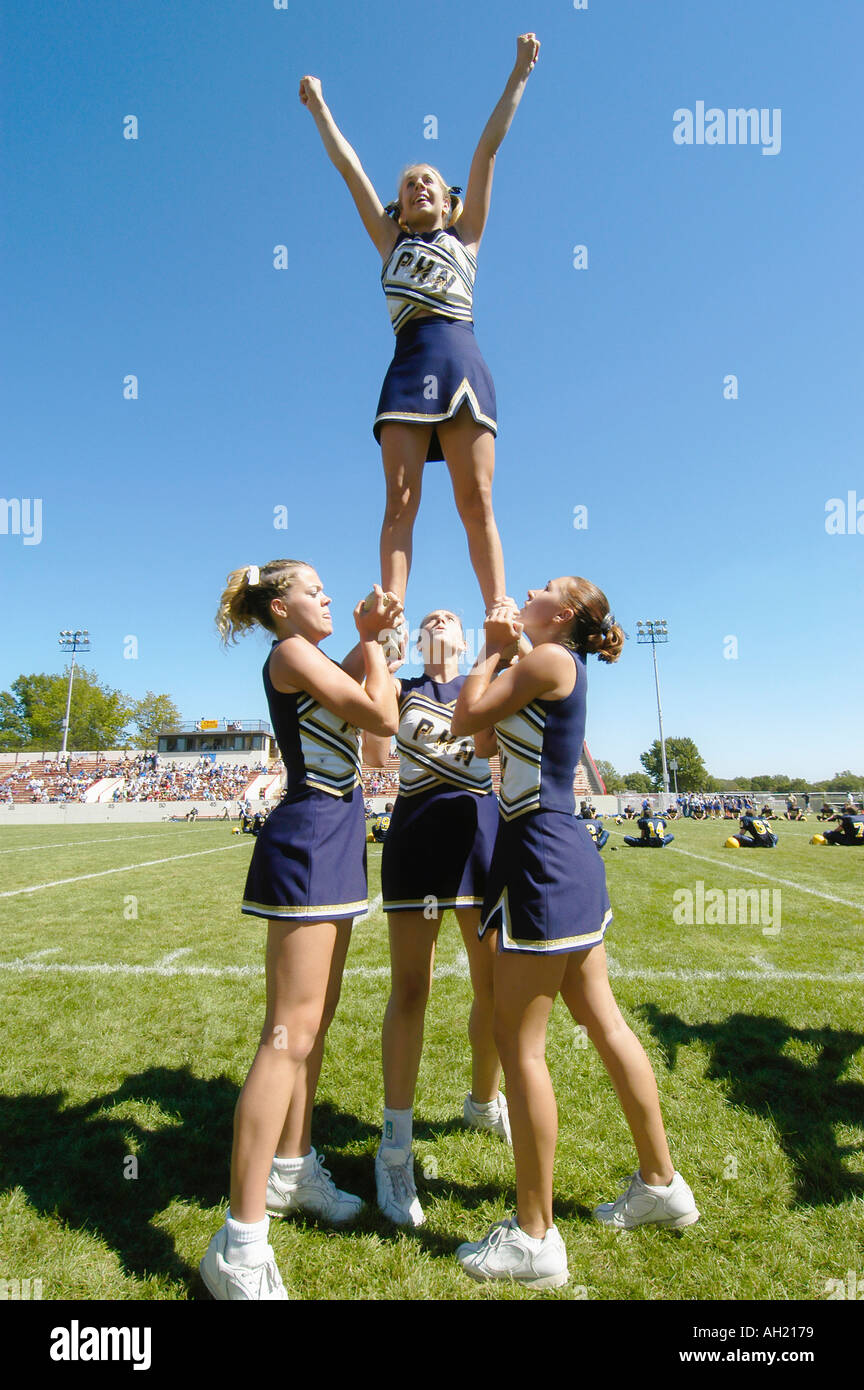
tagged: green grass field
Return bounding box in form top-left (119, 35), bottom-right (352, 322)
top-left (1, 816), bottom-right (862, 1302)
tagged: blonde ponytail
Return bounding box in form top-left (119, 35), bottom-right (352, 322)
top-left (216, 559), bottom-right (308, 646)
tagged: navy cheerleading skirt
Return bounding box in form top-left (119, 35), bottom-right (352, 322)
top-left (241, 785), bottom-right (367, 923)
top-left (373, 317), bottom-right (497, 463)
top-left (381, 784), bottom-right (499, 913)
top-left (481, 811), bottom-right (613, 955)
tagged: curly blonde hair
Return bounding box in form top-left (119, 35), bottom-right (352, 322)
top-left (215, 559), bottom-right (310, 646)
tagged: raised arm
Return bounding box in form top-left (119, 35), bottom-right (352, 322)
top-left (299, 76), bottom-right (400, 260)
top-left (458, 34), bottom-right (540, 251)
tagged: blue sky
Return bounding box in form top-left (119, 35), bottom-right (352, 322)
top-left (2, 0), bottom-right (862, 780)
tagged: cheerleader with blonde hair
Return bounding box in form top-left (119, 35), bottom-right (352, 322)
top-left (200, 560), bottom-right (401, 1300)
top-left (299, 34), bottom-right (540, 614)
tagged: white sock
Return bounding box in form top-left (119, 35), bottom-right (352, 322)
top-left (380, 1107), bottom-right (413, 1154)
top-left (468, 1095), bottom-right (499, 1114)
top-left (513, 1221), bottom-right (549, 1249)
top-left (224, 1211), bottom-right (269, 1267)
top-left (272, 1148), bottom-right (315, 1175)
top-left (639, 1171), bottom-right (675, 1191)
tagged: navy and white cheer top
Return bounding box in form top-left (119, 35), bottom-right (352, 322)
top-left (494, 647), bottom-right (587, 821)
top-left (396, 673), bottom-right (493, 798)
top-left (264, 646), bottom-right (362, 798)
top-left (381, 228), bottom-right (477, 334)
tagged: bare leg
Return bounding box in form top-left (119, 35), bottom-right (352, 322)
top-left (379, 424), bottom-right (431, 604)
top-left (559, 943), bottom-right (674, 1186)
top-left (274, 919), bottom-right (353, 1157)
top-left (493, 949), bottom-right (569, 1237)
top-left (454, 908), bottom-right (502, 1103)
top-left (229, 918), bottom-right (342, 1223)
top-left (438, 411), bottom-right (506, 612)
top-left (381, 911), bottom-right (440, 1109)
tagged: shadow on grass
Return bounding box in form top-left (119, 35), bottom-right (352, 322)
top-left (0, 1068), bottom-right (378, 1292)
top-left (0, 1067), bottom-right (241, 1289)
top-left (0, 1069), bottom-right (609, 1284)
top-left (639, 1007), bottom-right (864, 1206)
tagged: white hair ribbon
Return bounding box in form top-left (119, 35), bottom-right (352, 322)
top-left (246, 566), bottom-right (260, 586)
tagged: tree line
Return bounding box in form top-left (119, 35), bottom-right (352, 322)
top-left (0, 669), bottom-right (181, 753)
top-left (3, 677), bottom-right (860, 793)
top-left (594, 738), bottom-right (862, 795)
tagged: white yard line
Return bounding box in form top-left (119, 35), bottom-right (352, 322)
top-left (608, 832), bottom-right (863, 914)
top-left (0, 843), bottom-right (246, 897)
top-left (668, 844), bottom-right (864, 913)
top-left (0, 955), bottom-right (860, 985)
top-left (0, 831), bottom-right (196, 856)
top-left (607, 965), bottom-right (864, 984)
top-left (154, 948), bottom-right (195, 967)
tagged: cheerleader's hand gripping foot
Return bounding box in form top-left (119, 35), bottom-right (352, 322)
top-left (358, 587), bottom-right (405, 662)
top-left (356, 586), bottom-right (403, 634)
top-left (484, 606), bottom-right (523, 660)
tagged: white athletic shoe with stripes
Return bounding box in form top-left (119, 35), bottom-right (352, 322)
top-left (265, 1150), bottom-right (364, 1226)
top-left (456, 1218), bottom-right (569, 1288)
top-left (375, 1147), bottom-right (425, 1227)
top-left (593, 1170), bottom-right (699, 1230)
top-left (463, 1092), bottom-right (512, 1144)
top-left (199, 1228), bottom-right (288, 1301)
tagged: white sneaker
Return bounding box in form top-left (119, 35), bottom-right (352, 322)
top-left (375, 1147), bottom-right (424, 1227)
top-left (593, 1170), bottom-right (700, 1230)
top-left (199, 1227), bottom-right (288, 1301)
top-left (265, 1149), bottom-right (364, 1226)
top-left (456, 1218), bottom-right (569, 1288)
top-left (463, 1092), bottom-right (512, 1144)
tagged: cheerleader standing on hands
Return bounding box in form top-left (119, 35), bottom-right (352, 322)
top-left (450, 579), bottom-right (699, 1288)
top-left (299, 34), bottom-right (540, 612)
top-left (365, 608), bottom-right (509, 1227)
top-left (200, 562), bottom-right (400, 1301)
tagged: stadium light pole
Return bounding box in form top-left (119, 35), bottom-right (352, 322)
top-left (58, 629), bottom-right (90, 760)
top-left (636, 620), bottom-right (669, 805)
